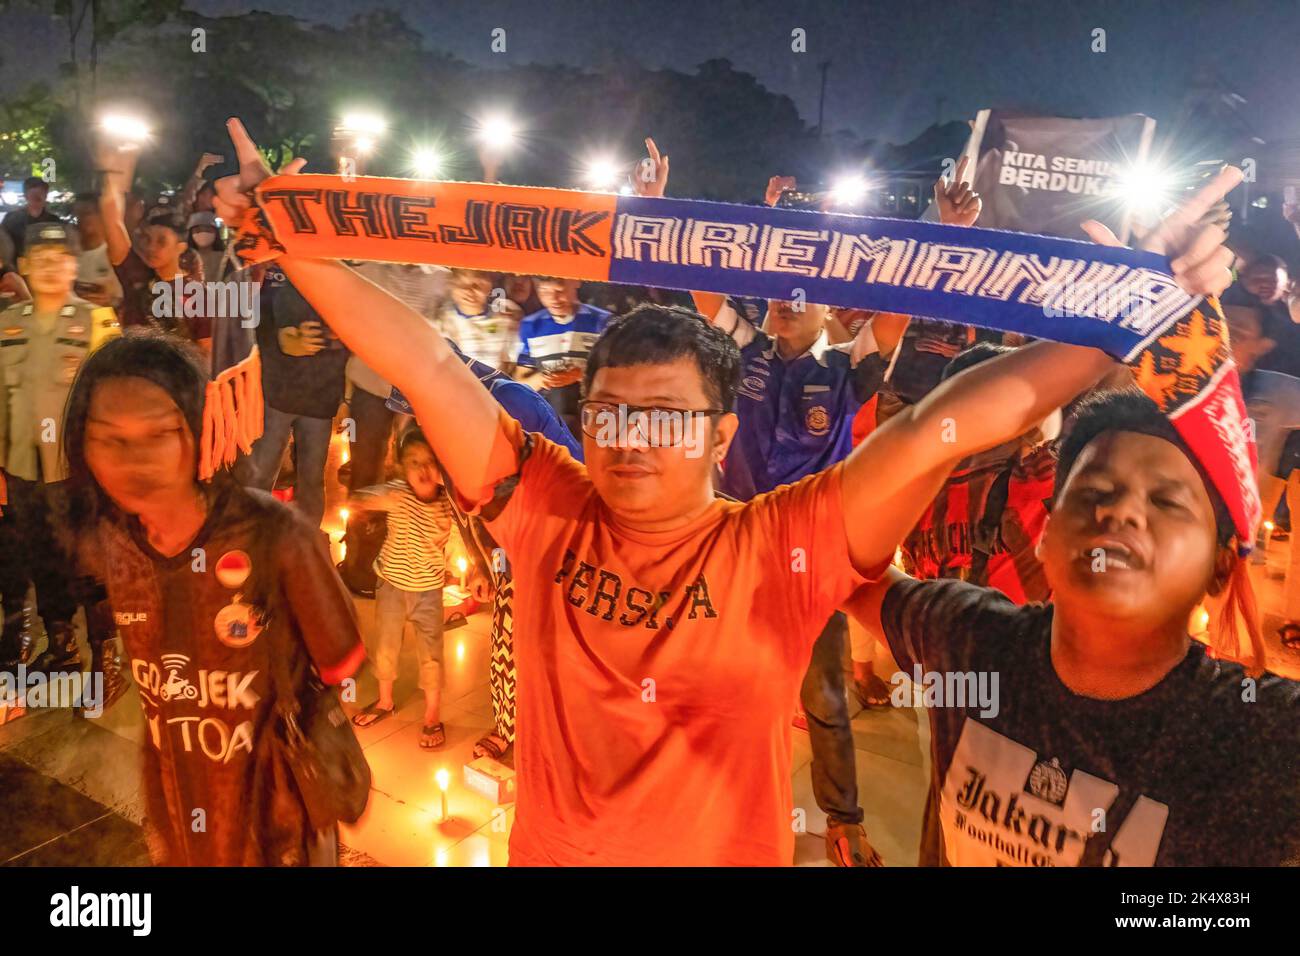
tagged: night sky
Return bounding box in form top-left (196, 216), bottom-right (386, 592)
top-left (4, 0), bottom-right (1298, 146)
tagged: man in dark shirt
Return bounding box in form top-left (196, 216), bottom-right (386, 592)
top-left (1, 177), bottom-right (62, 263)
top-left (236, 266), bottom-right (348, 528)
top-left (849, 389), bottom-right (1300, 866)
top-left (97, 140), bottom-right (212, 354)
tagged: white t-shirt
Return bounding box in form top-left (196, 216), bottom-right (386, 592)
top-left (435, 302), bottom-right (520, 371)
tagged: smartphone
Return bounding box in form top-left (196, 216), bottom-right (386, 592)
top-left (776, 189), bottom-right (821, 211)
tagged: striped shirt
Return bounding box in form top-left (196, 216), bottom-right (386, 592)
top-left (373, 480), bottom-right (455, 592)
top-left (903, 442), bottom-right (1055, 604)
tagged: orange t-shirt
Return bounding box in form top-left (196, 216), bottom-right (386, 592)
top-left (476, 414), bottom-right (869, 866)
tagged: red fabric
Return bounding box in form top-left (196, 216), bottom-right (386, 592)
top-left (318, 639), bottom-right (366, 686)
top-left (904, 445), bottom-right (1055, 604)
top-left (1131, 299), bottom-right (1260, 550)
top-left (850, 393), bottom-right (879, 448)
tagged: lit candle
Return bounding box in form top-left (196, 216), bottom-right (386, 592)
top-left (339, 507), bottom-right (350, 523)
top-left (436, 768), bottom-right (450, 822)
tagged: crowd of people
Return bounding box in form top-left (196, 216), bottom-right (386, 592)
top-left (0, 111), bottom-right (1297, 868)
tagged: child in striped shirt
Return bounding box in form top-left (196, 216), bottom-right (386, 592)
top-left (349, 427), bottom-right (455, 749)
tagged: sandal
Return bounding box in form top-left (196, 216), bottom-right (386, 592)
top-left (420, 722), bottom-right (446, 750)
top-left (473, 733), bottom-right (510, 760)
top-left (1278, 622), bottom-right (1300, 651)
top-left (351, 702), bottom-right (395, 728)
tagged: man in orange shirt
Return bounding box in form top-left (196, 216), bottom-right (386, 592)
top-left (213, 119), bottom-right (1236, 865)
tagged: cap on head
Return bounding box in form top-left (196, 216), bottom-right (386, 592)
top-left (187, 211), bottom-right (218, 230)
top-left (25, 221), bottom-right (80, 255)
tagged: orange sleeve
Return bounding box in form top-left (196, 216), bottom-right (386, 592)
top-left (470, 410), bottom-right (592, 554)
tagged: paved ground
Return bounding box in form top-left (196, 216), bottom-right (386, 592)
top-left (0, 582), bottom-right (931, 867)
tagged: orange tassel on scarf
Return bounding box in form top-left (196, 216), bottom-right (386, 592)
top-left (1209, 551), bottom-right (1267, 678)
top-left (199, 345), bottom-right (265, 481)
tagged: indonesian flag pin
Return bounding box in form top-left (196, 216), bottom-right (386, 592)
top-left (215, 550), bottom-right (252, 589)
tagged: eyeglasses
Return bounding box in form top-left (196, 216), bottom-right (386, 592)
top-left (578, 400), bottom-right (724, 447)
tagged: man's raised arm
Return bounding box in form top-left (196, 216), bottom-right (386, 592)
top-left (836, 165), bottom-right (1244, 574)
top-left (213, 119), bottom-right (513, 504)
top-left (96, 138), bottom-right (139, 268)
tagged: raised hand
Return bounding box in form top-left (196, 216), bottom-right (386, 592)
top-left (93, 134), bottom-right (139, 184)
top-left (633, 138), bottom-right (670, 198)
top-left (933, 155), bottom-right (981, 227)
top-left (765, 175), bottom-right (797, 208)
top-left (212, 118), bottom-right (306, 225)
top-left (1081, 165), bottom-right (1243, 297)
top-left (542, 365), bottom-right (584, 389)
